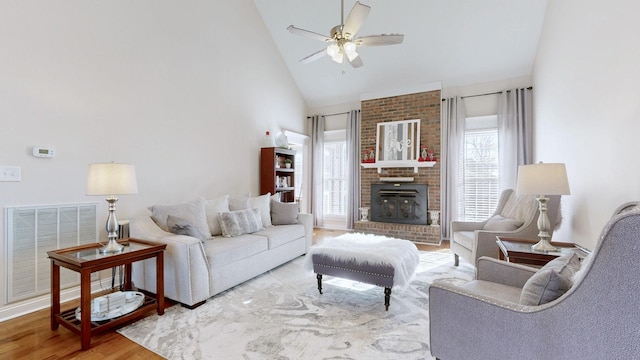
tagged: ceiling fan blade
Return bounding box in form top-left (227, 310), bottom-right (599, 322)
top-left (342, 1), bottom-right (371, 38)
top-left (355, 34), bottom-right (404, 47)
top-left (299, 48), bottom-right (327, 64)
top-left (348, 54), bottom-right (363, 68)
top-left (287, 25), bottom-right (332, 42)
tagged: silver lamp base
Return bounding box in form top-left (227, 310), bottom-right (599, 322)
top-left (531, 239), bottom-right (558, 252)
top-left (101, 238), bottom-right (124, 253)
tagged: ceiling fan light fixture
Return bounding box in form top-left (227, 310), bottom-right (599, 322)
top-left (343, 41), bottom-right (357, 54)
top-left (326, 43), bottom-right (340, 57)
top-left (331, 52), bottom-right (344, 63)
top-left (346, 50), bottom-right (359, 62)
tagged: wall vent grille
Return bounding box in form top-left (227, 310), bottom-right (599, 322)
top-left (5, 203), bottom-right (99, 304)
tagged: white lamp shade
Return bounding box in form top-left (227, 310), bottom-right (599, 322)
top-left (86, 163), bottom-right (138, 196)
top-left (516, 162), bottom-right (570, 196)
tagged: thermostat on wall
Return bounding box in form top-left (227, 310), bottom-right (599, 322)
top-left (32, 147), bottom-right (55, 158)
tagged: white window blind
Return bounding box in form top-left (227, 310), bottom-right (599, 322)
top-left (460, 116), bottom-right (500, 221)
top-left (5, 203), bottom-right (98, 303)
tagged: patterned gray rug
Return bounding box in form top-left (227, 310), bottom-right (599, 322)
top-left (118, 250), bottom-right (474, 359)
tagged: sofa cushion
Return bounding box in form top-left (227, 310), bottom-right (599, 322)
top-left (254, 224), bottom-right (305, 249)
top-left (204, 234), bottom-right (268, 268)
top-left (218, 208), bottom-right (264, 237)
top-left (520, 253), bottom-right (580, 305)
top-left (483, 214), bottom-right (523, 231)
top-left (166, 215), bottom-right (207, 242)
top-left (205, 195), bottom-right (229, 236)
top-left (150, 198), bottom-right (210, 238)
top-left (270, 200), bottom-right (299, 225)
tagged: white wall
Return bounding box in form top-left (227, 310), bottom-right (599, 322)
top-left (533, 0), bottom-right (640, 248)
top-left (0, 0), bottom-right (306, 317)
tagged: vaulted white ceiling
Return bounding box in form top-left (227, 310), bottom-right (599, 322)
top-left (252, 0), bottom-right (548, 109)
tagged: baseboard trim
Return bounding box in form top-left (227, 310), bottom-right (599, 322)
top-left (0, 278), bottom-right (115, 322)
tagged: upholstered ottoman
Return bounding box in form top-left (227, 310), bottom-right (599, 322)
top-left (306, 233), bottom-right (420, 310)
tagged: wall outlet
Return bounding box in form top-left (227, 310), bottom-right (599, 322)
top-left (0, 166), bottom-right (21, 181)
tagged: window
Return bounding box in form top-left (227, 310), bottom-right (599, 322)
top-left (322, 129), bottom-right (348, 229)
top-left (460, 116), bottom-right (499, 221)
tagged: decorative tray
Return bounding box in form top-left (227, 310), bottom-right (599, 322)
top-left (75, 291), bottom-right (145, 321)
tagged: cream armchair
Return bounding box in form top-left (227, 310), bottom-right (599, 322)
top-left (429, 202), bottom-right (640, 360)
top-left (450, 189), bottom-right (560, 267)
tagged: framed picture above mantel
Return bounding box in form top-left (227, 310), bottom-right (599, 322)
top-left (362, 119), bottom-right (436, 173)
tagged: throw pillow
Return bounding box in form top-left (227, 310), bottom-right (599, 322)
top-left (250, 193), bottom-right (272, 228)
top-left (482, 214), bottom-right (524, 231)
top-left (520, 253), bottom-right (580, 305)
top-left (228, 193), bottom-right (273, 228)
top-left (229, 194), bottom-right (251, 211)
top-left (270, 200), bottom-right (299, 225)
top-left (149, 198), bottom-right (210, 238)
top-left (205, 195), bottom-right (229, 236)
top-left (271, 192), bottom-right (281, 202)
top-left (167, 215), bottom-right (207, 242)
top-left (218, 208), bottom-right (264, 237)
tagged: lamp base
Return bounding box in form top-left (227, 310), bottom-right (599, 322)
top-left (101, 239), bottom-right (124, 253)
top-left (531, 239), bottom-right (558, 252)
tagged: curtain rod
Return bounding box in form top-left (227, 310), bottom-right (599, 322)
top-left (442, 86), bottom-right (533, 101)
top-left (306, 109), bottom-right (360, 119)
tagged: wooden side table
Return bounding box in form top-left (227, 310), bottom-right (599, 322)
top-left (48, 238), bottom-right (166, 350)
top-left (496, 236), bottom-right (588, 267)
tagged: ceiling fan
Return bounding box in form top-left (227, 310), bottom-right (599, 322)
top-left (287, 0), bottom-right (404, 68)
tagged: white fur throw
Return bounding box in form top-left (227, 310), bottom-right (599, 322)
top-left (305, 233), bottom-right (420, 291)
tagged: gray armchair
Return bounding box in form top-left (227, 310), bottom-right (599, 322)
top-left (429, 202), bottom-right (640, 360)
top-left (450, 189), bottom-right (561, 267)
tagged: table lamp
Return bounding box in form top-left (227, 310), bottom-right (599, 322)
top-left (86, 163), bottom-right (138, 253)
top-left (515, 162), bottom-right (570, 252)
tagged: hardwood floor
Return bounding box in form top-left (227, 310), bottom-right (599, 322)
top-left (0, 229), bottom-right (450, 359)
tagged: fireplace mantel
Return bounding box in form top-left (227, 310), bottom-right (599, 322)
top-left (361, 160), bottom-right (436, 173)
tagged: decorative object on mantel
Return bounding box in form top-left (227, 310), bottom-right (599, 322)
top-left (362, 147), bottom-right (375, 163)
top-left (516, 162), bottom-right (571, 252)
top-left (429, 210), bottom-right (440, 227)
top-left (419, 145), bottom-right (436, 162)
top-left (359, 207), bottom-right (369, 222)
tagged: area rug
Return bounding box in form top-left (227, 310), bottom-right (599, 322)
top-left (118, 250), bottom-right (474, 360)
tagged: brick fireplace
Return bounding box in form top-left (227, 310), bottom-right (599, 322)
top-left (354, 90), bottom-right (441, 244)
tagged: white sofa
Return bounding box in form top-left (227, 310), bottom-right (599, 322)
top-left (130, 195), bottom-right (312, 308)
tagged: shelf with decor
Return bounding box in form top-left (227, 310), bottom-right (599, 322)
top-left (260, 147), bottom-right (297, 202)
top-left (361, 160), bottom-right (437, 173)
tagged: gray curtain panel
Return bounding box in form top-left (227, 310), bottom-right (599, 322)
top-left (498, 87), bottom-right (533, 190)
top-left (311, 115), bottom-right (325, 227)
top-left (346, 110), bottom-right (361, 229)
top-left (440, 97), bottom-right (466, 241)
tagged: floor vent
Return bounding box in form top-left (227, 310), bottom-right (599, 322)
top-left (5, 203), bottom-right (98, 304)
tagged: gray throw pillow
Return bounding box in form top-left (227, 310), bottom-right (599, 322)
top-left (482, 214), bottom-right (524, 231)
top-left (519, 253), bottom-right (580, 305)
top-left (167, 215), bottom-right (207, 242)
top-left (270, 200), bottom-right (299, 225)
top-left (218, 208), bottom-right (264, 237)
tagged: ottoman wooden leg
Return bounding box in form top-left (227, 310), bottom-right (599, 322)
top-left (316, 273), bottom-right (323, 294)
top-left (384, 287), bottom-right (392, 311)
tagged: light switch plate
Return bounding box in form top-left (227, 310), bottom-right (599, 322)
top-left (0, 166), bottom-right (21, 181)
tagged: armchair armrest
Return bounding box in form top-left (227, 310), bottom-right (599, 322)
top-left (451, 220), bottom-right (486, 232)
top-left (476, 256), bottom-right (537, 288)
